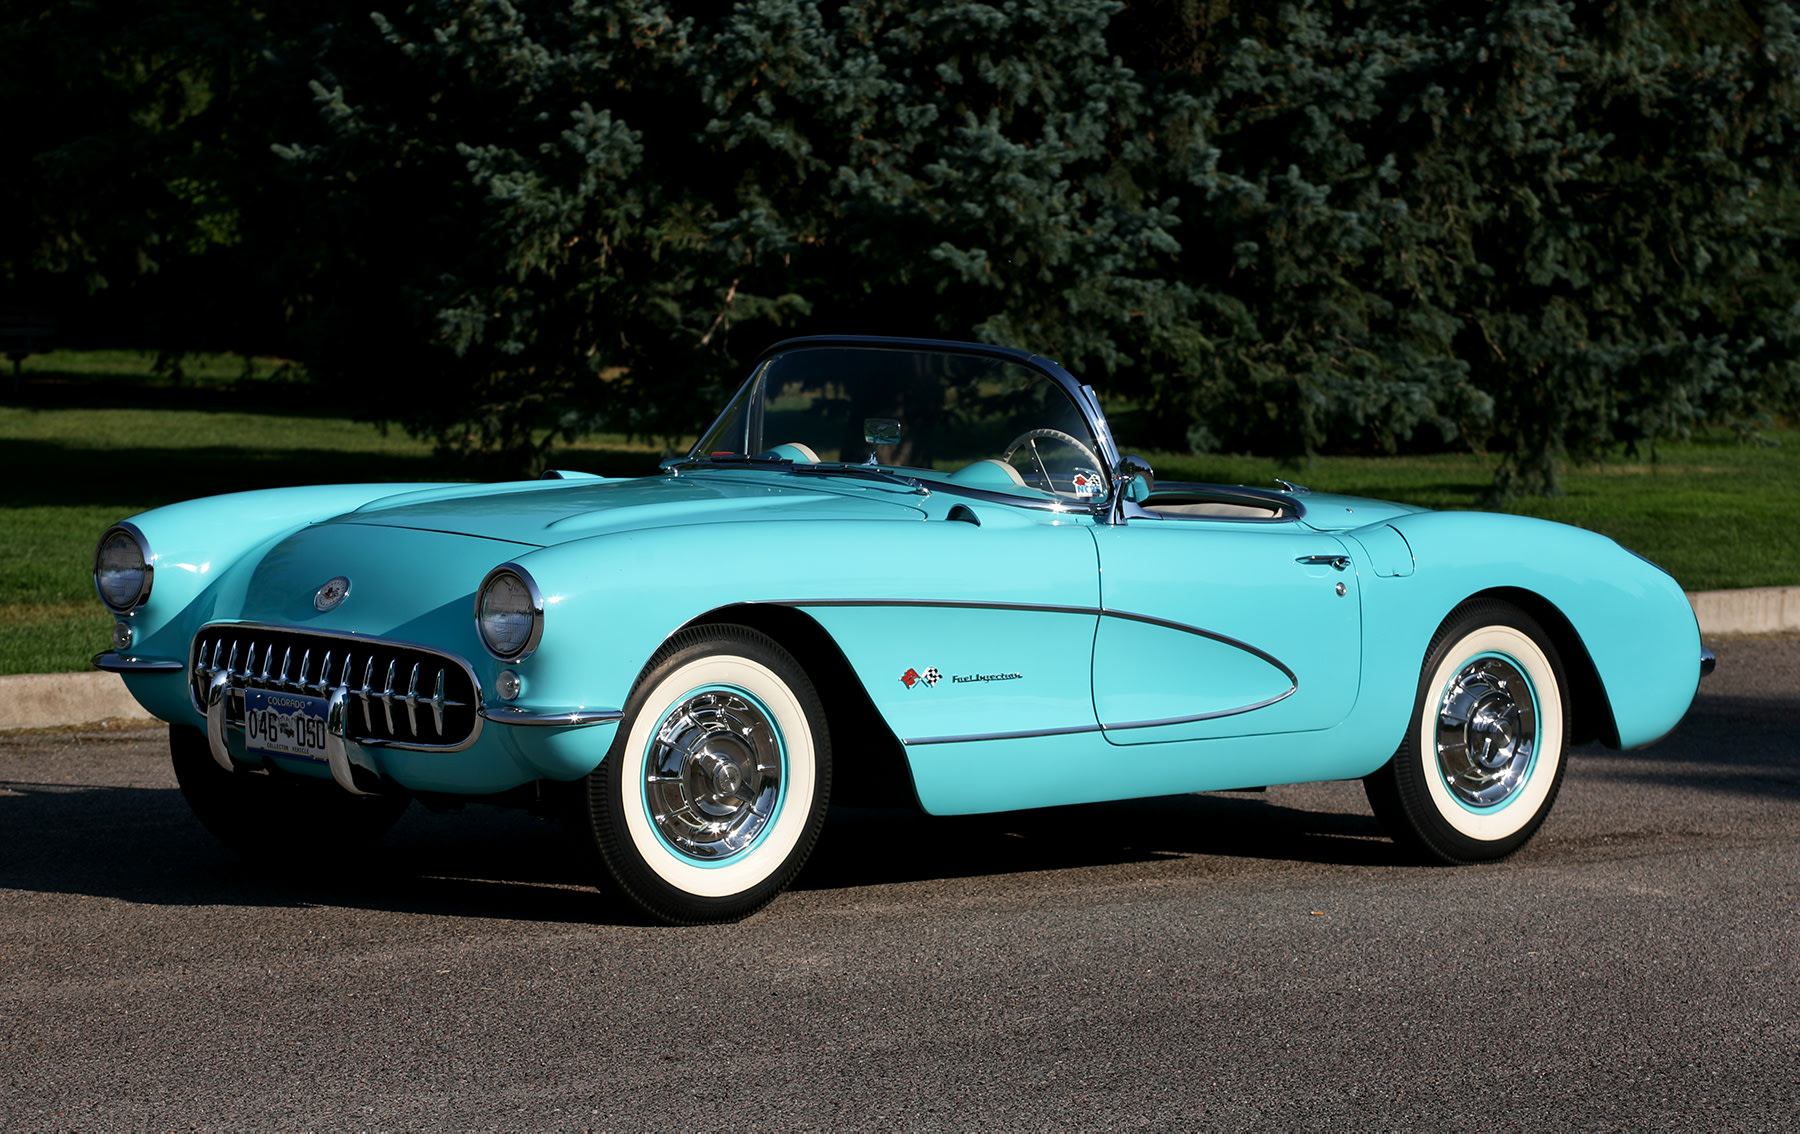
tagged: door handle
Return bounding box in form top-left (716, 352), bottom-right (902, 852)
top-left (1296, 554), bottom-right (1351, 572)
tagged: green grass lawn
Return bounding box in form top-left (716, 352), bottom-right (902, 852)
top-left (3, 351), bottom-right (677, 675)
top-left (5, 349), bottom-right (1795, 674)
top-left (1135, 438), bottom-right (1800, 594)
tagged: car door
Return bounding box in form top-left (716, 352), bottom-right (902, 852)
top-left (1089, 517), bottom-right (1363, 746)
top-left (795, 508), bottom-right (1102, 747)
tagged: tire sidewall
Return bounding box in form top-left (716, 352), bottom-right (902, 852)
top-left (593, 626), bottom-right (830, 922)
top-left (1396, 604), bottom-right (1570, 862)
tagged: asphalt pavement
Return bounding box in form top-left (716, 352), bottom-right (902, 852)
top-left (1, 635), bottom-right (1796, 1131)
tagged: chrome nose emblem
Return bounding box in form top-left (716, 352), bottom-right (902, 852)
top-left (314, 576), bottom-right (352, 612)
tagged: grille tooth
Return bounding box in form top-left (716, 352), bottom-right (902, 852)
top-left (430, 670), bottom-right (446, 736)
top-left (380, 659), bottom-right (397, 734)
top-left (403, 663), bottom-right (421, 736)
top-left (360, 657), bottom-right (376, 733)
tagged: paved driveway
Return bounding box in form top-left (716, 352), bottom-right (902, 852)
top-left (3, 636), bottom-right (1796, 1131)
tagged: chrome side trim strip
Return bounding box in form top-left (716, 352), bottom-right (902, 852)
top-left (1097, 609), bottom-right (1299, 689)
top-left (92, 652), bottom-right (186, 673)
top-left (778, 598), bottom-right (1301, 741)
top-left (903, 723), bottom-right (1103, 746)
top-left (774, 597), bottom-right (1098, 618)
top-left (1098, 687), bottom-right (1299, 732)
top-left (480, 706), bottom-right (624, 728)
top-left (773, 599), bottom-right (1299, 690)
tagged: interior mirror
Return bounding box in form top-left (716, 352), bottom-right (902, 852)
top-left (864, 418), bottom-right (902, 446)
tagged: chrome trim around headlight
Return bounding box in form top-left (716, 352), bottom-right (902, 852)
top-left (93, 522), bottom-right (153, 613)
top-left (474, 563), bottom-right (545, 661)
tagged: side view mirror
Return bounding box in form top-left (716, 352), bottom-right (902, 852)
top-left (1116, 455), bottom-right (1154, 503)
top-left (1109, 455), bottom-right (1155, 524)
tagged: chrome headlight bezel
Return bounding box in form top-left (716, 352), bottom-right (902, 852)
top-left (94, 523), bottom-right (153, 614)
top-left (475, 564), bottom-right (545, 662)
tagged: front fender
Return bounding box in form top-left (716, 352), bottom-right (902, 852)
top-left (102, 484), bottom-right (467, 721)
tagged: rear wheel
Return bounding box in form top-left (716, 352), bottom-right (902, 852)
top-left (1364, 600), bottom-right (1569, 864)
top-left (586, 625), bottom-right (831, 925)
top-left (169, 724), bottom-right (410, 856)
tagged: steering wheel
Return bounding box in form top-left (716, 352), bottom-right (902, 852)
top-left (1001, 429), bottom-right (1106, 496)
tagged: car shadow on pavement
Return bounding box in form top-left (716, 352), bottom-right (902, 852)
top-left (0, 776), bottom-right (624, 923)
top-left (0, 771), bottom-right (1406, 925)
top-left (797, 790), bottom-right (1403, 893)
top-left (3, 650), bottom-right (1793, 925)
top-left (1579, 693), bottom-right (1800, 798)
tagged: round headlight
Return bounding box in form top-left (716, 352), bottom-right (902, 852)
top-left (94, 525), bottom-right (152, 613)
top-left (475, 565), bottom-right (544, 660)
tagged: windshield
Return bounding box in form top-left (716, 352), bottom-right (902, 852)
top-left (690, 345), bottom-right (1109, 501)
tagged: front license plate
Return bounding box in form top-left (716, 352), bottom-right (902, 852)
top-left (244, 689), bottom-right (329, 762)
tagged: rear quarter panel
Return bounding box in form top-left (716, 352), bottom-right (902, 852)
top-left (1356, 511), bottom-right (1701, 754)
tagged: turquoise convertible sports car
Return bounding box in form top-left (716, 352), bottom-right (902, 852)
top-left (93, 336), bottom-right (1712, 924)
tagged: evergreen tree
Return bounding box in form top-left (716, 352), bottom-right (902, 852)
top-left (1130, 0), bottom-right (1800, 493)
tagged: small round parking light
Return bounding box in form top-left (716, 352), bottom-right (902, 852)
top-left (111, 620), bottom-right (134, 651)
top-left (496, 670), bottom-right (523, 701)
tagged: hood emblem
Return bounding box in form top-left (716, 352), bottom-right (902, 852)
top-left (314, 576), bottom-right (352, 612)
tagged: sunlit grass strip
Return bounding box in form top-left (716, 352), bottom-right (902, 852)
top-left (2, 395), bottom-right (1791, 674)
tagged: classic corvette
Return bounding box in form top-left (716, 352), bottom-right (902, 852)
top-left (93, 335), bottom-right (1713, 923)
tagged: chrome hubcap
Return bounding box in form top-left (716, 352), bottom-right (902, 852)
top-left (1435, 656), bottom-right (1536, 808)
top-left (644, 689), bottom-right (782, 860)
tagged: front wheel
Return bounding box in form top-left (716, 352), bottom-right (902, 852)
top-left (586, 625), bottom-right (831, 925)
top-left (1364, 600), bottom-right (1570, 864)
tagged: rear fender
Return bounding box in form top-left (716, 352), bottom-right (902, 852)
top-left (1366, 512), bottom-right (1699, 751)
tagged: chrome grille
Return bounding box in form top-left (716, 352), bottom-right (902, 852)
top-left (190, 625), bottom-right (481, 750)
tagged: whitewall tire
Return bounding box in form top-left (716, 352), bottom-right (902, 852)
top-left (588, 624), bottom-right (831, 924)
top-left (1365, 600), bottom-right (1570, 864)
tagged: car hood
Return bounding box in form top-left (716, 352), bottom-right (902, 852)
top-left (327, 470), bottom-right (930, 546)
